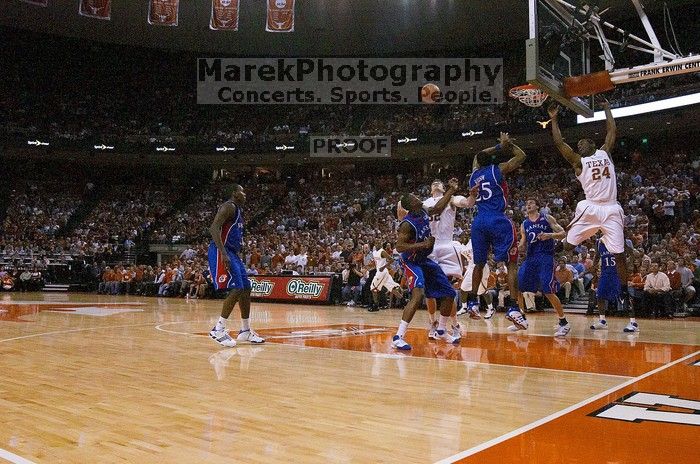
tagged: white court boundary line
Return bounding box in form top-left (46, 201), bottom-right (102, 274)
top-left (0, 448), bottom-right (36, 464)
top-left (0, 301), bottom-right (146, 306)
top-left (434, 349), bottom-right (700, 464)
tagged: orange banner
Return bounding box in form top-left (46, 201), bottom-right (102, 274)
top-left (79, 0), bottom-right (111, 20)
top-left (266, 0), bottom-right (295, 33)
top-left (210, 0), bottom-right (240, 31)
top-left (148, 0), bottom-right (179, 26)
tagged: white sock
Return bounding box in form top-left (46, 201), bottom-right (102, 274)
top-left (397, 320), bottom-right (409, 337)
top-left (487, 303), bottom-right (493, 310)
top-left (630, 318), bottom-right (636, 324)
top-left (461, 302), bottom-right (468, 309)
top-left (599, 315), bottom-right (606, 322)
top-left (241, 318), bottom-right (250, 331)
top-left (450, 316), bottom-right (458, 327)
top-left (215, 316), bottom-right (227, 330)
top-left (438, 315), bottom-right (448, 332)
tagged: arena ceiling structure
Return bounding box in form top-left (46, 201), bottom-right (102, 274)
top-left (0, 0), bottom-right (695, 56)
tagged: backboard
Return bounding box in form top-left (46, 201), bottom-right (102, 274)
top-left (526, 0), bottom-right (594, 117)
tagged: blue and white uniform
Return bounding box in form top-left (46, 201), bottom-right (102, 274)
top-left (518, 213), bottom-right (559, 294)
top-left (208, 202), bottom-right (251, 291)
top-left (400, 210), bottom-right (455, 299)
top-left (468, 164), bottom-right (518, 265)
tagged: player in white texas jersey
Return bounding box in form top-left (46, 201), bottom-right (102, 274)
top-left (422, 179), bottom-right (477, 340)
top-left (368, 240), bottom-right (403, 311)
top-left (549, 99), bottom-right (633, 330)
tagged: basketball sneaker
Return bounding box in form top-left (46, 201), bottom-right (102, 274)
top-left (554, 323), bottom-right (571, 337)
top-left (236, 329), bottom-right (265, 344)
top-left (210, 328), bottom-right (237, 347)
top-left (467, 304), bottom-right (482, 320)
top-left (590, 320), bottom-right (608, 330)
top-left (484, 307), bottom-right (495, 319)
top-left (436, 329), bottom-right (461, 344)
top-left (392, 335), bottom-right (411, 350)
top-left (451, 324), bottom-right (462, 339)
top-left (506, 308), bottom-right (528, 331)
top-left (623, 322), bottom-right (639, 333)
top-left (456, 306), bottom-right (468, 316)
top-left (428, 320), bottom-right (438, 340)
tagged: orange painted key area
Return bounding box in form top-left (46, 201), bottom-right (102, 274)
top-left (450, 353), bottom-right (700, 464)
top-left (256, 324), bottom-right (698, 377)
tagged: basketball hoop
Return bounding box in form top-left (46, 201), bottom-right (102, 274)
top-left (509, 84), bottom-right (549, 107)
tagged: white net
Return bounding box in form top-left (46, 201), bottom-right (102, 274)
top-left (509, 86), bottom-right (549, 107)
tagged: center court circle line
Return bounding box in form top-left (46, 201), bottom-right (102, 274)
top-left (155, 320), bottom-right (203, 337)
top-left (0, 322), bottom-right (158, 344)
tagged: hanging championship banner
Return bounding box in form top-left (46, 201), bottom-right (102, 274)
top-left (148, 0), bottom-right (179, 26)
top-left (210, 0), bottom-right (240, 31)
top-left (21, 0), bottom-right (48, 6)
top-left (79, 0), bottom-right (111, 20)
top-left (266, 0), bottom-right (295, 33)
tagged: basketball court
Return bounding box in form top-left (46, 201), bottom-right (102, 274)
top-left (1, 1), bottom-right (699, 463)
top-left (1, 294), bottom-right (698, 463)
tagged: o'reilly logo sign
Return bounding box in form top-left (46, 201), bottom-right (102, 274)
top-left (310, 136), bottom-right (391, 158)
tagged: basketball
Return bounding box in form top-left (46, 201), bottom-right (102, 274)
top-left (421, 83), bottom-right (441, 103)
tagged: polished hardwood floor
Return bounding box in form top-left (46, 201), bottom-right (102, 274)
top-left (0, 293), bottom-right (698, 463)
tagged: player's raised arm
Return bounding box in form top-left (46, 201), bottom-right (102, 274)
top-left (425, 178), bottom-right (458, 216)
top-left (395, 222), bottom-right (432, 253)
top-left (547, 104), bottom-right (582, 171)
top-left (209, 202), bottom-right (236, 266)
top-left (451, 184), bottom-right (478, 209)
top-left (475, 132), bottom-right (508, 173)
top-left (600, 99), bottom-right (616, 155)
top-left (498, 133), bottom-right (527, 176)
top-left (542, 214), bottom-right (567, 240)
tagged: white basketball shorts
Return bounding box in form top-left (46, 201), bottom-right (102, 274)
top-left (371, 268), bottom-right (400, 292)
top-left (566, 200), bottom-right (625, 254)
top-left (428, 241), bottom-right (463, 278)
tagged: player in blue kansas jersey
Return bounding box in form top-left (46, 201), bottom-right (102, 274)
top-left (391, 188), bottom-right (459, 350)
top-left (517, 198), bottom-right (570, 336)
top-left (208, 184), bottom-right (265, 347)
top-left (590, 239), bottom-right (639, 333)
top-left (468, 132), bottom-right (529, 331)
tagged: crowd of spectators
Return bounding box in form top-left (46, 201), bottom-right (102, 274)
top-left (4, 143), bottom-right (693, 317)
